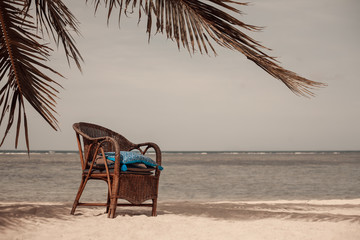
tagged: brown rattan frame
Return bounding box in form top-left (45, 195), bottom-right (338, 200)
top-left (70, 122), bottom-right (162, 218)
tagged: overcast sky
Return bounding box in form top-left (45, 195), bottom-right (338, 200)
top-left (2, 0), bottom-right (360, 151)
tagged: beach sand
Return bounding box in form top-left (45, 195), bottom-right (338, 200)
top-left (1, 200), bottom-right (359, 240)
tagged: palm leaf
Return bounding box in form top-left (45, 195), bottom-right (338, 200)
top-left (25, 0), bottom-right (83, 70)
top-left (0, 0), bottom-right (62, 151)
top-left (92, 0), bottom-right (326, 96)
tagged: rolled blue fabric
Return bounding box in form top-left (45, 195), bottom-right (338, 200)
top-left (103, 151), bottom-right (163, 171)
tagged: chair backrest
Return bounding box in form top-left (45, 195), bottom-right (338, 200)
top-left (73, 122), bottom-right (136, 170)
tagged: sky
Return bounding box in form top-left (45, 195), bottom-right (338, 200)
top-left (1, 0), bottom-right (360, 151)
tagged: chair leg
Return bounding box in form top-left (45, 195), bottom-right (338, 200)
top-left (106, 190), bottom-right (110, 213)
top-left (108, 175), bottom-right (120, 218)
top-left (152, 198), bottom-right (157, 216)
top-left (108, 197), bottom-right (118, 218)
top-left (70, 177), bottom-right (87, 215)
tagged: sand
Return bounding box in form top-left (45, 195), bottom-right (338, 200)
top-left (1, 200), bottom-right (360, 240)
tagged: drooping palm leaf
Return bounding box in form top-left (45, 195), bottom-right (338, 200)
top-left (91, 0), bottom-right (325, 96)
top-left (25, 0), bottom-right (83, 70)
top-left (0, 0), bottom-right (62, 151)
top-left (0, 0), bottom-right (83, 151)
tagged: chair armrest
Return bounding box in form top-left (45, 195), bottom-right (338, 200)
top-left (96, 137), bottom-right (121, 174)
top-left (136, 142), bottom-right (162, 166)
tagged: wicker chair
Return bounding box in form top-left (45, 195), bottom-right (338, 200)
top-left (70, 122), bottom-right (162, 218)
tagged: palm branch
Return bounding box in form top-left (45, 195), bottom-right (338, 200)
top-left (91, 0), bottom-right (325, 96)
top-left (0, 0), bottom-right (82, 151)
top-left (25, 0), bottom-right (83, 70)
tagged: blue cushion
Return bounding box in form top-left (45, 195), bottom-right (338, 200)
top-left (104, 151), bottom-right (163, 172)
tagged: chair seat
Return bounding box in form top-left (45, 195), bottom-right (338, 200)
top-left (83, 164), bottom-right (155, 175)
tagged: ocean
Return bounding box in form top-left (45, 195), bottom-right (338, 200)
top-left (0, 151), bottom-right (359, 203)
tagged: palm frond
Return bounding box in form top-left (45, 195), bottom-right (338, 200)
top-left (0, 0), bottom-right (62, 151)
top-left (25, 0), bottom-right (83, 70)
top-left (92, 0), bottom-right (326, 97)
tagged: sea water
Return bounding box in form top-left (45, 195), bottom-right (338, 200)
top-left (0, 151), bottom-right (359, 202)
